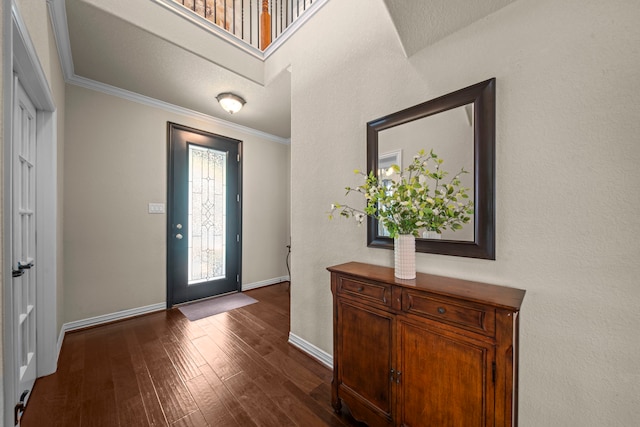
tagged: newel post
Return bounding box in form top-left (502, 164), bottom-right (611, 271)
top-left (260, 0), bottom-right (271, 50)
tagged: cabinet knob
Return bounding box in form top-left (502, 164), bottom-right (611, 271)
top-left (437, 307), bottom-right (446, 314)
top-left (357, 286), bottom-right (364, 292)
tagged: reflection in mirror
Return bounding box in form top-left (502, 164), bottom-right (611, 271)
top-left (378, 104), bottom-right (475, 242)
top-left (377, 150), bottom-right (402, 237)
top-left (367, 78), bottom-right (495, 259)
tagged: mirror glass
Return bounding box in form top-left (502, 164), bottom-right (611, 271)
top-left (366, 78), bottom-right (495, 259)
top-left (378, 103), bottom-right (475, 242)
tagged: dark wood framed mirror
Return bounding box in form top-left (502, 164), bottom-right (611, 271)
top-left (366, 78), bottom-right (496, 259)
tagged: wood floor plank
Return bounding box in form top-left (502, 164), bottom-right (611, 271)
top-left (198, 364), bottom-right (257, 427)
top-left (191, 334), bottom-right (245, 382)
top-left (123, 327), bottom-right (169, 427)
top-left (171, 409), bottom-right (209, 427)
top-left (262, 344), bottom-right (325, 394)
top-left (201, 315), bottom-right (275, 379)
top-left (117, 394), bottom-right (152, 427)
top-left (185, 374), bottom-right (241, 427)
top-left (80, 389), bottom-right (119, 427)
top-left (160, 329), bottom-right (203, 382)
top-left (280, 380), bottom-right (354, 427)
top-left (222, 371), bottom-right (297, 427)
top-left (140, 339), bottom-right (199, 424)
top-left (209, 310), bottom-right (277, 357)
top-left (82, 332), bottom-right (115, 401)
top-left (253, 373), bottom-right (342, 427)
top-left (166, 308), bottom-right (207, 341)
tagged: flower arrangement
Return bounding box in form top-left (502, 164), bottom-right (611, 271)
top-left (329, 149), bottom-right (474, 238)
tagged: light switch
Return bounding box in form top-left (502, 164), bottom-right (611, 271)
top-left (148, 203), bottom-right (165, 214)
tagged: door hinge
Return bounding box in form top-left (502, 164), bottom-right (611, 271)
top-left (237, 154), bottom-right (240, 162)
top-left (237, 194), bottom-right (239, 202)
top-left (492, 361), bottom-right (496, 383)
top-left (237, 274), bottom-right (240, 283)
top-left (237, 234), bottom-right (240, 242)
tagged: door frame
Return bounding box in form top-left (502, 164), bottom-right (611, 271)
top-left (2, 3), bottom-right (58, 425)
top-left (166, 122), bottom-right (243, 307)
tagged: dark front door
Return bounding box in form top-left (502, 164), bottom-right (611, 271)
top-left (167, 123), bottom-right (242, 306)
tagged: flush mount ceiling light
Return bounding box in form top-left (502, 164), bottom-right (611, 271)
top-left (216, 92), bottom-right (246, 114)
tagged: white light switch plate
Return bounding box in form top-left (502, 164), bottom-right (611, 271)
top-left (148, 203), bottom-right (165, 214)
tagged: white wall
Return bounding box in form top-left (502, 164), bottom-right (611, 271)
top-left (63, 84), bottom-right (290, 322)
top-left (280, 0), bottom-right (640, 425)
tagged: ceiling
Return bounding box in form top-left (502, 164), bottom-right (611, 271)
top-left (54, 0), bottom-right (516, 141)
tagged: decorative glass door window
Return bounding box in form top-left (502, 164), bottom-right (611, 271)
top-left (188, 144), bottom-right (227, 284)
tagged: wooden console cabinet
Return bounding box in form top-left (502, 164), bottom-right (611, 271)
top-left (329, 262), bottom-right (525, 427)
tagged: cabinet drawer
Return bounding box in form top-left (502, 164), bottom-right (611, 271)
top-left (402, 290), bottom-right (495, 336)
top-left (337, 277), bottom-right (391, 306)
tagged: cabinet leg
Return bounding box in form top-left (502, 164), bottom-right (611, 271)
top-left (331, 395), bottom-right (342, 413)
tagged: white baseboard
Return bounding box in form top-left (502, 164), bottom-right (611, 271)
top-left (288, 332), bottom-right (333, 369)
top-left (57, 302), bottom-right (166, 355)
top-left (242, 276), bottom-right (290, 291)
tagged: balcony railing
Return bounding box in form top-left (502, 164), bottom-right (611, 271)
top-left (173, 0), bottom-right (315, 51)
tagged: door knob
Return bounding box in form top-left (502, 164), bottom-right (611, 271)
top-left (176, 234), bottom-right (183, 240)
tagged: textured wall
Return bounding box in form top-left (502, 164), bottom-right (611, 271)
top-left (63, 84), bottom-right (290, 322)
top-left (280, 0), bottom-right (640, 425)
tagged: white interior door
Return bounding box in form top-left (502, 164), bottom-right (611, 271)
top-left (12, 76), bottom-right (38, 421)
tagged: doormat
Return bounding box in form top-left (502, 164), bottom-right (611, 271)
top-left (178, 293), bottom-right (258, 321)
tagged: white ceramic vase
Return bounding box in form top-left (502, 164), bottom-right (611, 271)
top-left (394, 234), bottom-right (416, 279)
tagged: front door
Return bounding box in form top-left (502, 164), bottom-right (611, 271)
top-left (167, 123), bottom-right (242, 306)
top-left (12, 77), bottom-right (38, 419)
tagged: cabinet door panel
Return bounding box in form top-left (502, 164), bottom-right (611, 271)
top-left (398, 320), bottom-right (495, 427)
top-left (338, 300), bottom-right (394, 416)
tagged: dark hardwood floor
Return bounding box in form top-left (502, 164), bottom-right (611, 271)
top-left (21, 283), bottom-right (364, 427)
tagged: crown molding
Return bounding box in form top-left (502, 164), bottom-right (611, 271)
top-left (47, 0), bottom-right (291, 145)
top-left (47, 0), bottom-right (74, 80)
top-left (68, 74), bottom-right (291, 144)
